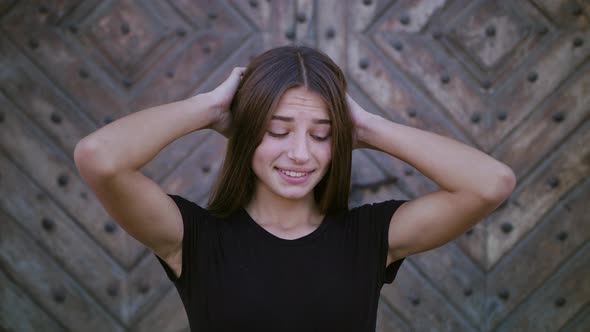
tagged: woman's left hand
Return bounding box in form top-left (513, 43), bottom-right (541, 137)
top-left (346, 93), bottom-right (373, 149)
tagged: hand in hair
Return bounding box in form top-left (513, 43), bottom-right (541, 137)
top-left (205, 66), bottom-right (247, 138)
top-left (346, 93), bottom-right (375, 150)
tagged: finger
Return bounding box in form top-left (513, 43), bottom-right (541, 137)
top-left (236, 67), bottom-right (247, 80)
top-left (222, 67), bottom-right (245, 85)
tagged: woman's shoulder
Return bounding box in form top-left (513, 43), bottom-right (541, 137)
top-left (167, 194), bottom-right (226, 224)
top-left (167, 194), bottom-right (207, 214)
top-left (342, 199), bottom-right (408, 219)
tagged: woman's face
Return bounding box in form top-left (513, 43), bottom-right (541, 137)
top-left (251, 86), bottom-right (332, 202)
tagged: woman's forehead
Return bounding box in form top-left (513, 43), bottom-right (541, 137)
top-left (273, 87), bottom-right (329, 119)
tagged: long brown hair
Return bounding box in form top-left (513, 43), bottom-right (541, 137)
top-left (207, 45), bottom-right (353, 218)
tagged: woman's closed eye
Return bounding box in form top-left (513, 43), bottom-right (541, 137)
top-left (267, 131), bottom-right (330, 141)
top-left (267, 131), bottom-right (288, 138)
top-left (312, 134), bottom-right (330, 141)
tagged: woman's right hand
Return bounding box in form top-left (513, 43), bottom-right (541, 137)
top-left (204, 66), bottom-right (247, 138)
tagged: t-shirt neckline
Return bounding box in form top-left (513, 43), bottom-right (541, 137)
top-left (240, 207), bottom-right (330, 246)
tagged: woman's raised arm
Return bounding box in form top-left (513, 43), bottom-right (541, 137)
top-left (75, 66), bottom-right (246, 174)
top-left (72, 67), bottom-right (245, 274)
top-left (347, 94), bottom-right (516, 261)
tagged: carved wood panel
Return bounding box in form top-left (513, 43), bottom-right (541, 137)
top-left (0, 0), bottom-right (588, 331)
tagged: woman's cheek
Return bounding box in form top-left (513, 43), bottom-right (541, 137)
top-left (315, 143), bottom-right (332, 164)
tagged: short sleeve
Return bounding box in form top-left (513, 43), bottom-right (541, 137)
top-left (355, 199), bottom-right (408, 285)
top-left (154, 194), bottom-right (207, 285)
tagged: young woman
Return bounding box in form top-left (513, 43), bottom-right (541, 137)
top-left (74, 46), bottom-right (515, 331)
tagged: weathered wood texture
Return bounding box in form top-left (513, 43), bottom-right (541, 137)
top-left (1, 0), bottom-right (588, 331)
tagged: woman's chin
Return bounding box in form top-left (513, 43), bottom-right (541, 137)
top-left (271, 187), bottom-right (315, 201)
top-left (276, 192), bottom-right (311, 201)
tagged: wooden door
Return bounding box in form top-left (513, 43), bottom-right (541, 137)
top-left (1, 0), bottom-right (588, 331)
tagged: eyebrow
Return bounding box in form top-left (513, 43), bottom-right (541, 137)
top-left (271, 115), bottom-right (331, 125)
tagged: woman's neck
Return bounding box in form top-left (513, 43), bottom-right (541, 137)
top-left (245, 188), bottom-right (323, 230)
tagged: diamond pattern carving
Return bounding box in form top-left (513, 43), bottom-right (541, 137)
top-left (447, 1), bottom-right (530, 69)
top-left (78, 0), bottom-right (176, 81)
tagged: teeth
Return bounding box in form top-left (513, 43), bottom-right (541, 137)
top-left (279, 169), bottom-right (308, 177)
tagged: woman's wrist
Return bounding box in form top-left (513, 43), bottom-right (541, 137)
top-left (353, 112), bottom-right (381, 149)
top-left (187, 93), bottom-right (223, 129)
top-left (189, 92), bottom-right (233, 137)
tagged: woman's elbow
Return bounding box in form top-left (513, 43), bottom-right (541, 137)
top-left (484, 167), bottom-right (516, 202)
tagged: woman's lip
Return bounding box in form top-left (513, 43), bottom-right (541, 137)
top-left (275, 168), bottom-right (313, 184)
top-left (275, 167), bottom-right (315, 173)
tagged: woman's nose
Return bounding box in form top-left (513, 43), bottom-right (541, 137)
top-left (287, 136), bottom-right (310, 163)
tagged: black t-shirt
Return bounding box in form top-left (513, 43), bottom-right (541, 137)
top-left (155, 194), bottom-right (407, 332)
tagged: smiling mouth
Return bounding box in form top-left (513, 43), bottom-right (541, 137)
top-left (275, 167), bottom-right (313, 178)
